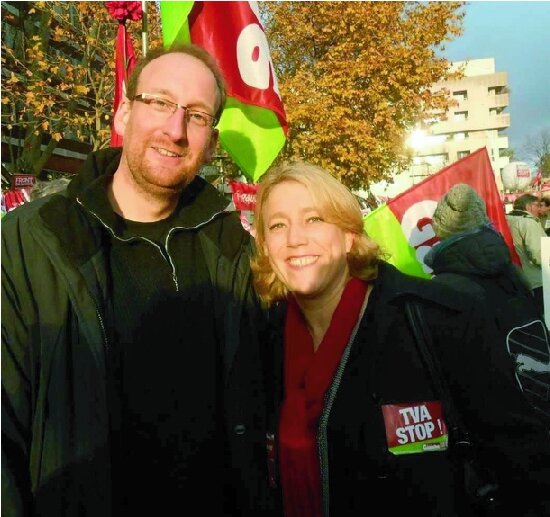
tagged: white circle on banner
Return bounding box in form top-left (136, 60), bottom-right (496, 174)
top-left (236, 24), bottom-right (271, 90)
top-left (401, 200), bottom-right (437, 246)
top-left (400, 200), bottom-right (438, 273)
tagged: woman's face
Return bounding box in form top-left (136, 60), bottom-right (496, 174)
top-left (261, 180), bottom-right (354, 301)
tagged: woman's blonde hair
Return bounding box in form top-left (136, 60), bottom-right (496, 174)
top-left (251, 160), bottom-right (380, 305)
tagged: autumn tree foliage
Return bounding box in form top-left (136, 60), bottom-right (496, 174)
top-left (261, 1), bottom-right (465, 190)
top-left (1, 1), bottom-right (161, 182)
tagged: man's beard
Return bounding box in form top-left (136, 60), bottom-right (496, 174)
top-left (126, 144), bottom-right (208, 196)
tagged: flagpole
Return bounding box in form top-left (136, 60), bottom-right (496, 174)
top-left (142, 1), bottom-right (148, 56)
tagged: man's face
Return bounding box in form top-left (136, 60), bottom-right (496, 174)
top-left (539, 202), bottom-right (550, 217)
top-left (114, 52), bottom-right (219, 196)
top-left (526, 201), bottom-right (542, 217)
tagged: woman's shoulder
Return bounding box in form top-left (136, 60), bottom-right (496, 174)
top-left (375, 262), bottom-right (478, 313)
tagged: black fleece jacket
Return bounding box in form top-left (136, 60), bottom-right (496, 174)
top-left (1, 148), bottom-right (274, 517)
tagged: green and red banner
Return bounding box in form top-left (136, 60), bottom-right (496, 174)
top-left (160, 1), bottom-right (287, 182)
top-left (364, 148), bottom-right (519, 278)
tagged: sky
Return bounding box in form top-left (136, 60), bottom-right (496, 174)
top-left (443, 1), bottom-right (550, 159)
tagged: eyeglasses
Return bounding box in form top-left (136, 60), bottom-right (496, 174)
top-left (132, 93), bottom-right (217, 128)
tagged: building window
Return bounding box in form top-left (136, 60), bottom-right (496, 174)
top-left (457, 151), bottom-right (470, 159)
top-left (454, 111), bottom-right (468, 121)
top-left (425, 154), bottom-right (448, 167)
top-left (488, 86), bottom-right (508, 95)
top-left (489, 107), bottom-right (504, 116)
top-left (454, 132), bottom-right (468, 141)
top-left (453, 90), bottom-right (468, 101)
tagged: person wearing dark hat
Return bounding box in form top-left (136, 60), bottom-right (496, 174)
top-left (425, 183), bottom-right (538, 309)
top-left (424, 183), bottom-right (550, 517)
top-left (430, 182), bottom-right (489, 240)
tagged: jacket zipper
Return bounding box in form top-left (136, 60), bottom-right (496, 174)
top-left (317, 292), bottom-right (370, 517)
top-left (77, 198), bottom-right (229, 292)
top-left (95, 307), bottom-right (109, 353)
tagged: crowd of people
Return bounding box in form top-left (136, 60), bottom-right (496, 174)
top-left (2, 44), bottom-right (549, 517)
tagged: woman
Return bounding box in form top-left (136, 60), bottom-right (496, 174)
top-left (251, 161), bottom-right (549, 516)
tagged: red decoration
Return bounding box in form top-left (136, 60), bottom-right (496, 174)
top-left (106, 1), bottom-right (142, 23)
top-left (106, 2), bottom-right (140, 147)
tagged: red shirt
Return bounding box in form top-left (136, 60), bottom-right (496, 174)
top-left (279, 278), bottom-right (368, 517)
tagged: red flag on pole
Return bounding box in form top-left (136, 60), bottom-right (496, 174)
top-left (160, 1), bottom-right (287, 182)
top-left (364, 147), bottom-right (520, 278)
top-left (106, 2), bottom-right (142, 147)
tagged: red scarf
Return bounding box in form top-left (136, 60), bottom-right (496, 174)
top-left (279, 277), bottom-right (368, 517)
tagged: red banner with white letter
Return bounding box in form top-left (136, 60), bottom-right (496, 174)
top-left (160, 1), bottom-right (287, 182)
top-left (364, 148), bottom-right (519, 278)
top-left (188, 2), bottom-right (287, 129)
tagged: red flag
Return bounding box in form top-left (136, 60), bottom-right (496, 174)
top-left (532, 169), bottom-right (542, 188)
top-left (160, 1), bottom-right (288, 181)
top-left (106, 2), bottom-right (142, 147)
top-left (364, 148), bottom-right (520, 278)
top-left (2, 189), bottom-right (28, 212)
top-left (188, 2), bottom-right (287, 132)
top-left (229, 180), bottom-right (258, 233)
top-left (229, 181), bottom-right (257, 211)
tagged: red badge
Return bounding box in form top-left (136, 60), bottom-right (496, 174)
top-left (381, 401), bottom-right (448, 455)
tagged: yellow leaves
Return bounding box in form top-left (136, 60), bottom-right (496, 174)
top-left (1, 0), bottom-right (163, 155)
top-left (263, 1), bottom-right (465, 189)
top-left (52, 27), bottom-right (65, 42)
top-left (73, 85), bottom-right (89, 95)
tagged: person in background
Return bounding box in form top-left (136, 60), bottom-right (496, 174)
top-left (2, 44), bottom-right (272, 516)
top-left (506, 193), bottom-right (547, 313)
top-left (425, 184), bottom-right (550, 514)
top-left (250, 160), bottom-right (550, 516)
top-left (539, 196), bottom-right (550, 236)
top-left (426, 183), bottom-right (536, 301)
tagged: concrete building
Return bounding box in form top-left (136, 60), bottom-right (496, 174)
top-left (371, 58), bottom-right (511, 199)
top-left (416, 58), bottom-right (510, 186)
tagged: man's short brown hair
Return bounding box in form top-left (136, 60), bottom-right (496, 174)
top-left (125, 44), bottom-right (227, 123)
top-left (513, 193), bottom-right (540, 211)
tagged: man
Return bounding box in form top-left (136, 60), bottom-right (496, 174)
top-left (540, 196), bottom-right (550, 236)
top-left (2, 45), bottom-right (272, 516)
top-left (506, 193), bottom-right (547, 312)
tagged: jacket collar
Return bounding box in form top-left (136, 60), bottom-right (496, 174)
top-left (70, 148), bottom-right (234, 237)
top-left (508, 209), bottom-right (539, 221)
